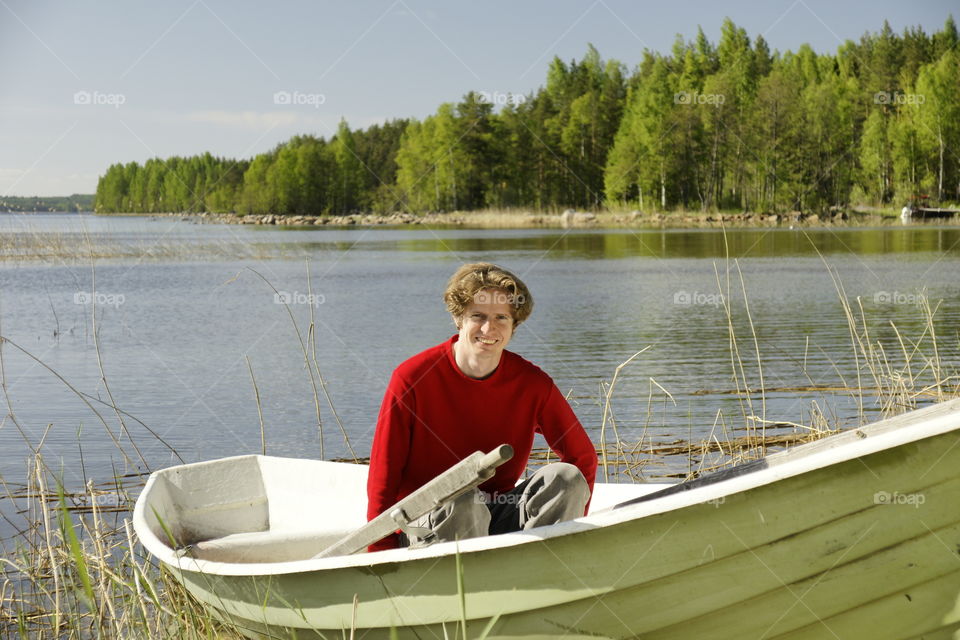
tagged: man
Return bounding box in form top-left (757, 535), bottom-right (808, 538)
top-left (366, 262), bottom-right (598, 551)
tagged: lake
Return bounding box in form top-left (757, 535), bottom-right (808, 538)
top-left (0, 213), bottom-right (958, 495)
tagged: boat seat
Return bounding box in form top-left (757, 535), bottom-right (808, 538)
top-left (187, 527), bottom-right (356, 563)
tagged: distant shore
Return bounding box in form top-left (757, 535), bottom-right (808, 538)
top-left (8, 207), bottom-right (958, 228)
top-left (109, 207), bottom-right (958, 229)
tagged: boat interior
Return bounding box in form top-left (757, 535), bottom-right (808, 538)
top-left (140, 455), bottom-right (672, 564)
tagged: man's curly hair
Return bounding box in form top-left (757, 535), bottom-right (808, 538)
top-left (443, 263), bottom-right (534, 328)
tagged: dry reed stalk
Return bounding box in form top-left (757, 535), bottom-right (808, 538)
top-left (733, 259), bottom-right (767, 455)
top-left (248, 267), bottom-right (327, 458)
top-left (2, 458), bottom-right (247, 638)
top-left (245, 355), bottom-right (267, 455)
top-left (248, 264), bottom-right (359, 461)
top-left (598, 347), bottom-right (649, 482)
top-left (713, 260), bottom-right (755, 442)
top-left (306, 262), bottom-right (358, 461)
top-left (89, 264), bottom-right (149, 470)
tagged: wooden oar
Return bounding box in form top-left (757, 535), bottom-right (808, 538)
top-left (314, 444), bottom-right (514, 558)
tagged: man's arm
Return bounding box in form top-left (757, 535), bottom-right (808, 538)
top-left (537, 382), bottom-right (598, 507)
top-left (366, 371), bottom-right (414, 551)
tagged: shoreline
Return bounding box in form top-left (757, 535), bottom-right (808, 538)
top-left (9, 208), bottom-right (959, 229)
top-left (100, 208), bottom-right (939, 229)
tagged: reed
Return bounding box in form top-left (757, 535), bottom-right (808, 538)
top-left (0, 225), bottom-right (281, 263)
top-left (580, 249), bottom-right (958, 484)
top-left (0, 456), bottom-right (244, 639)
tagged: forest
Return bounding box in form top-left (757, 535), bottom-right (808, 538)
top-left (94, 17), bottom-right (960, 216)
top-left (1, 194), bottom-right (94, 212)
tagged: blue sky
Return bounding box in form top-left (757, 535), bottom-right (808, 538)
top-left (1, 0), bottom-right (955, 196)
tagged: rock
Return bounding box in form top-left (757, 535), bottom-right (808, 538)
top-left (560, 209), bottom-right (596, 228)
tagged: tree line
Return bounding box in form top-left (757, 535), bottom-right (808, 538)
top-left (95, 17), bottom-right (960, 216)
top-left (1, 194), bottom-right (94, 212)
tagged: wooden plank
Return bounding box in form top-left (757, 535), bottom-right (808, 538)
top-left (314, 444), bottom-right (513, 558)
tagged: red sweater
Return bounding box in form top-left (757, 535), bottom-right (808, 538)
top-left (366, 335), bottom-right (598, 551)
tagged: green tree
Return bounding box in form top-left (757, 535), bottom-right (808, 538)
top-left (605, 56), bottom-right (680, 210)
top-left (330, 121), bottom-right (364, 213)
top-left (859, 109), bottom-right (894, 202)
top-left (913, 50), bottom-right (960, 202)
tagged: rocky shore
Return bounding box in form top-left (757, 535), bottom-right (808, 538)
top-left (153, 207), bottom-right (911, 229)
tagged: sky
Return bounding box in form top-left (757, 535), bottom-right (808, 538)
top-left (0, 0), bottom-right (955, 197)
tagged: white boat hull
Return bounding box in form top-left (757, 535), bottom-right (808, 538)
top-left (134, 400), bottom-right (960, 639)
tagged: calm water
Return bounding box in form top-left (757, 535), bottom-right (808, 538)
top-left (1, 213), bottom-right (959, 496)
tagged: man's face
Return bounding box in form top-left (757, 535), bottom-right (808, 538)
top-left (457, 289), bottom-right (515, 359)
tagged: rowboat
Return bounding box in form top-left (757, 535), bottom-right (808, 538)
top-left (133, 399), bottom-right (960, 639)
top-left (900, 205), bottom-right (960, 222)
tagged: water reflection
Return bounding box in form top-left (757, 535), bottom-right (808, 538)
top-left (347, 227), bottom-right (960, 259)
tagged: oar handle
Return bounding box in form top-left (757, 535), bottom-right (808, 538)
top-left (477, 444), bottom-right (514, 481)
top-left (315, 444), bottom-right (514, 558)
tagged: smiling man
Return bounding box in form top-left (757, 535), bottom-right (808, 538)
top-left (366, 262), bottom-right (598, 551)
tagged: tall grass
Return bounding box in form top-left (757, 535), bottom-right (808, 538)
top-left (588, 250), bottom-right (958, 484)
top-left (0, 456), bottom-right (243, 639)
top-left (0, 224), bottom-right (285, 263)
